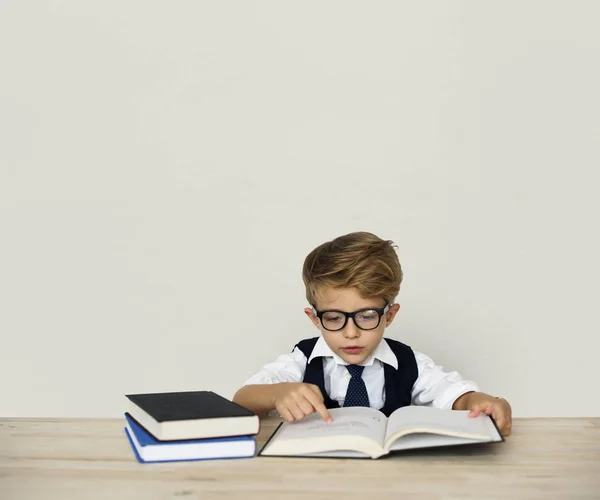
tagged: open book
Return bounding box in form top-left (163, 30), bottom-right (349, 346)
top-left (260, 406), bottom-right (503, 459)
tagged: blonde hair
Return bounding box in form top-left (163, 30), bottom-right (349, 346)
top-left (302, 231), bottom-right (403, 306)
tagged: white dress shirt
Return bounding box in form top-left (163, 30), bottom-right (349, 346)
top-left (243, 337), bottom-right (478, 410)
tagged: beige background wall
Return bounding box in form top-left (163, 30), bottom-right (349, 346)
top-left (1, 1), bottom-right (598, 417)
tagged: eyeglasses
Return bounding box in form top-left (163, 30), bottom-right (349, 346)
top-left (312, 304), bottom-right (390, 332)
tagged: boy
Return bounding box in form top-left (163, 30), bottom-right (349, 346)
top-left (233, 232), bottom-right (512, 436)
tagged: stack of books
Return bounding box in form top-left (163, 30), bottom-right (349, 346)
top-left (123, 390), bottom-right (260, 463)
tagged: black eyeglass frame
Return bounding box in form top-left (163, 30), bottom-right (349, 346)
top-left (311, 304), bottom-right (390, 331)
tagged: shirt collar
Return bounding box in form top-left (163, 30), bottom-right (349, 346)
top-left (308, 336), bottom-right (398, 369)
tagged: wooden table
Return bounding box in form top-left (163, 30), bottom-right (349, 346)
top-left (1, 417), bottom-right (599, 500)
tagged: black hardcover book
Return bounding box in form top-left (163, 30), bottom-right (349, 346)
top-left (125, 391), bottom-right (260, 441)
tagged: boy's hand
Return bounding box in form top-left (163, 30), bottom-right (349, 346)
top-left (272, 383), bottom-right (333, 424)
top-left (454, 392), bottom-right (512, 437)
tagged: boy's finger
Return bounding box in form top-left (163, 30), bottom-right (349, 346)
top-left (470, 401), bottom-right (494, 416)
top-left (494, 416), bottom-right (508, 436)
top-left (314, 402), bottom-right (333, 423)
top-left (297, 398), bottom-right (316, 416)
top-left (482, 404), bottom-right (495, 416)
top-left (276, 404), bottom-right (295, 423)
top-left (305, 391), bottom-right (332, 423)
top-left (287, 401), bottom-right (306, 421)
top-left (491, 407), bottom-right (512, 436)
top-left (308, 384), bottom-right (325, 403)
top-left (468, 407), bottom-right (482, 417)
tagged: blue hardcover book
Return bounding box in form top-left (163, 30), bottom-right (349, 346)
top-left (124, 413), bottom-right (256, 463)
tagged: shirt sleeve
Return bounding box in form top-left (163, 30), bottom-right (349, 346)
top-left (411, 350), bottom-right (479, 409)
top-left (242, 347), bottom-right (308, 385)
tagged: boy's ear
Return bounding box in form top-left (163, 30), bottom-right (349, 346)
top-left (384, 303), bottom-right (401, 327)
top-left (304, 307), bottom-right (321, 328)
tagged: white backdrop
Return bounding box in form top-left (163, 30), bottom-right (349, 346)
top-left (1, 1), bottom-right (599, 418)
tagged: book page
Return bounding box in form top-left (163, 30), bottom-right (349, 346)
top-left (261, 407), bottom-right (388, 458)
top-left (388, 432), bottom-right (494, 452)
top-left (384, 406), bottom-right (501, 449)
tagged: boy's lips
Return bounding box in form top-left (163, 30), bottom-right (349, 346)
top-left (342, 346), bottom-right (363, 354)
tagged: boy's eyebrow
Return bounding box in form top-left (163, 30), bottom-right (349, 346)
top-left (316, 304), bottom-right (385, 311)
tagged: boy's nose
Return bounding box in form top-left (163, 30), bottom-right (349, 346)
top-left (343, 319), bottom-right (360, 338)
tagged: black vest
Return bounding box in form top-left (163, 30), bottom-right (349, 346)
top-left (295, 337), bottom-right (418, 417)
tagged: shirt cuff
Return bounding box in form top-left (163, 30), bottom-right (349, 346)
top-left (435, 381), bottom-right (479, 409)
top-left (243, 368), bottom-right (303, 386)
top-left (242, 374), bottom-right (280, 386)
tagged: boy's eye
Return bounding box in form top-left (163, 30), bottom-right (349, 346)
top-left (323, 314), bottom-right (343, 322)
top-left (358, 311), bottom-right (377, 321)
top-left (362, 314), bottom-right (376, 320)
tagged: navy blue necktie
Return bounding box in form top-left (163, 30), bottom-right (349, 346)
top-left (343, 365), bottom-right (370, 407)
